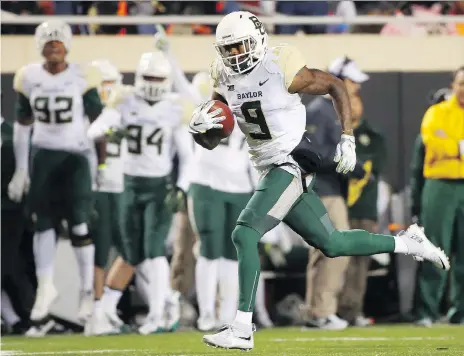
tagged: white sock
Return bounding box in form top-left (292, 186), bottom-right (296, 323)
top-left (72, 244), bottom-right (95, 292)
top-left (135, 259), bottom-right (152, 306)
top-left (196, 256), bottom-right (219, 319)
top-left (33, 229), bottom-right (57, 279)
top-left (255, 274), bottom-right (267, 314)
top-left (101, 286), bottom-right (122, 314)
top-left (218, 258), bottom-right (239, 324)
top-left (234, 310), bottom-right (253, 325)
top-left (94, 299), bottom-right (102, 316)
top-left (1, 290), bottom-right (20, 326)
top-left (394, 236), bottom-right (409, 254)
top-left (149, 256), bottom-right (169, 320)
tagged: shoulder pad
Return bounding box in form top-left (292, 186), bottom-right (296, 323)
top-left (209, 58), bottom-right (226, 89)
top-left (78, 63), bottom-right (102, 93)
top-left (164, 93), bottom-right (195, 126)
top-left (13, 63), bottom-right (41, 96)
top-left (106, 85), bottom-right (134, 109)
top-left (266, 44), bottom-right (306, 89)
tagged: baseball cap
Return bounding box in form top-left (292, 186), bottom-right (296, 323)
top-left (328, 57), bottom-right (369, 83)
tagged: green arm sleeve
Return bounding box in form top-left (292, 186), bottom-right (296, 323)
top-left (15, 92), bottom-right (32, 121)
top-left (83, 88), bottom-right (103, 122)
top-left (83, 88), bottom-right (106, 164)
top-left (410, 134), bottom-right (426, 217)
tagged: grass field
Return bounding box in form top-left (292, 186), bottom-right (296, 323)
top-left (2, 325), bottom-right (464, 356)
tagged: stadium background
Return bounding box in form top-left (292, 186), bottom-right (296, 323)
top-left (1, 35), bottom-right (459, 193)
top-left (0, 32), bottom-right (462, 334)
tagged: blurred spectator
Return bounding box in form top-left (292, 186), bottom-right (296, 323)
top-left (1, 115), bottom-right (35, 334)
top-left (89, 1), bottom-right (137, 35)
top-left (449, 1), bottom-right (464, 35)
top-left (38, 1), bottom-right (54, 15)
top-left (1, 1), bottom-right (43, 34)
top-left (303, 57), bottom-right (369, 331)
top-left (415, 67), bottom-right (464, 327)
top-left (327, 1), bottom-right (357, 34)
top-left (53, 0), bottom-right (73, 14)
top-left (338, 94), bottom-right (387, 327)
top-left (219, 1), bottom-right (241, 14)
top-left (275, 1), bottom-right (329, 34)
top-left (131, 1), bottom-right (158, 35)
top-left (352, 1), bottom-right (394, 34)
top-left (381, 3), bottom-right (458, 36)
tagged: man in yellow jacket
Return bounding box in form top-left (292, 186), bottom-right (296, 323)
top-left (416, 66), bottom-right (464, 326)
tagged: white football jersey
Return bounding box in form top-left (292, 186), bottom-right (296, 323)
top-left (98, 139), bottom-right (126, 193)
top-left (211, 45), bottom-right (307, 173)
top-left (13, 63), bottom-right (100, 152)
top-left (189, 126), bottom-right (255, 193)
top-left (89, 86), bottom-right (193, 191)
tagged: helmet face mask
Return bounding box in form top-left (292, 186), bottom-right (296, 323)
top-left (135, 51), bottom-right (172, 102)
top-left (215, 37), bottom-right (258, 74)
top-left (215, 11), bottom-right (268, 75)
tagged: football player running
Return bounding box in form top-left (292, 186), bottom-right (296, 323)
top-left (85, 59), bottom-right (126, 335)
top-left (9, 20), bottom-right (106, 337)
top-left (88, 50), bottom-right (193, 335)
top-left (154, 33), bottom-right (255, 331)
top-left (188, 11), bottom-right (450, 351)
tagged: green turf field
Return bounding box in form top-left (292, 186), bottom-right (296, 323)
top-left (2, 325), bottom-right (463, 355)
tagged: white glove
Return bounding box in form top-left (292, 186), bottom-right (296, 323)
top-left (188, 101), bottom-right (225, 134)
top-left (459, 140), bottom-right (464, 157)
top-left (334, 134), bottom-right (356, 174)
top-left (8, 169), bottom-right (29, 202)
top-left (153, 31), bottom-right (169, 52)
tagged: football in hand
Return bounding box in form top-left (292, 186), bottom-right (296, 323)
top-left (207, 100), bottom-right (234, 138)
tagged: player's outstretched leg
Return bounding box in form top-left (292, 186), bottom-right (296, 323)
top-left (203, 168), bottom-right (297, 351)
top-left (283, 189), bottom-right (450, 270)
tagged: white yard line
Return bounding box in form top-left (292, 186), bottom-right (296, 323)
top-left (0, 350), bottom-right (140, 355)
top-left (271, 336), bottom-right (454, 342)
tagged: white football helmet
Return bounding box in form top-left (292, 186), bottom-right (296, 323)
top-left (35, 20), bottom-right (72, 53)
top-left (215, 11), bottom-right (268, 75)
top-left (91, 59), bottom-right (122, 103)
top-left (192, 72), bottom-right (212, 101)
top-left (135, 51), bottom-right (172, 102)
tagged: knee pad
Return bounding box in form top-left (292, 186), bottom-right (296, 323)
top-left (231, 224), bottom-right (261, 251)
top-left (71, 223), bottom-right (89, 236)
top-left (70, 232), bottom-right (93, 248)
top-left (236, 208), bottom-right (280, 236)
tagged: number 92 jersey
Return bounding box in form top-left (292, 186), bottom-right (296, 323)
top-left (210, 45), bottom-right (307, 171)
top-left (13, 63), bottom-right (100, 152)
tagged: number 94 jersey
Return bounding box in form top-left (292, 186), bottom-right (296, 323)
top-left (211, 45), bottom-right (307, 170)
top-left (104, 86), bottom-right (192, 183)
top-left (13, 63), bottom-right (100, 152)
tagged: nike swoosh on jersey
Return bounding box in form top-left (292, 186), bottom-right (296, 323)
top-left (259, 78), bottom-right (269, 86)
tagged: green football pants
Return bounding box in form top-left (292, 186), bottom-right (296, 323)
top-left (233, 167), bottom-right (396, 312)
top-left (120, 175), bottom-right (172, 266)
top-left (91, 192), bottom-right (123, 268)
top-left (416, 179), bottom-right (464, 320)
top-left (188, 183), bottom-right (251, 261)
